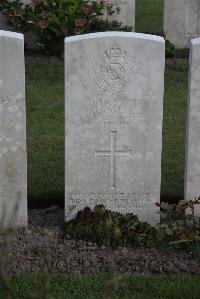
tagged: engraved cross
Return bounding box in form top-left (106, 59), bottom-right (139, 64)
top-left (95, 131), bottom-right (132, 189)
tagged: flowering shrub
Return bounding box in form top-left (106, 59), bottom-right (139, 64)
top-left (0, 0), bottom-right (122, 55)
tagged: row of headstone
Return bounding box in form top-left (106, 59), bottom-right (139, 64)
top-left (1, 29), bottom-right (200, 228)
top-left (164, 0), bottom-right (200, 48)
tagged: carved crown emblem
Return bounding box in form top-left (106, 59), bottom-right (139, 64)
top-left (105, 43), bottom-right (127, 60)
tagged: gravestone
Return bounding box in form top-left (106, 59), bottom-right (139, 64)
top-left (0, 31), bottom-right (27, 227)
top-left (185, 37), bottom-right (200, 216)
top-left (164, 0), bottom-right (200, 48)
top-left (103, 0), bottom-right (135, 29)
top-left (65, 32), bottom-right (165, 225)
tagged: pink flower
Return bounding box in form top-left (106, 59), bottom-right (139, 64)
top-left (75, 18), bottom-right (88, 27)
top-left (61, 27), bottom-right (68, 34)
top-left (43, 2), bottom-right (48, 8)
top-left (39, 19), bottom-right (48, 29)
top-left (40, 11), bottom-right (49, 18)
top-left (82, 4), bottom-right (92, 14)
top-left (31, 0), bottom-right (38, 4)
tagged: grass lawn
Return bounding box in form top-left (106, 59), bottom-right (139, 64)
top-left (136, 0), bottom-right (163, 34)
top-left (26, 0), bottom-right (188, 206)
top-left (26, 61), bottom-right (64, 207)
top-left (1, 274), bottom-right (200, 299)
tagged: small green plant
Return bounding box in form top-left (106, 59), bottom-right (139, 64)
top-left (63, 205), bottom-right (157, 248)
top-left (63, 200), bottom-right (200, 258)
top-left (165, 39), bottom-right (175, 58)
top-left (156, 199), bottom-right (200, 257)
top-left (0, 0), bottom-right (124, 55)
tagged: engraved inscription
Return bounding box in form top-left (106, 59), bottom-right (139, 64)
top-left (67, 192), bottom-right (153, 210)
top-left (82, 98), bottom-right (147, 127)
top-left (95, 131), bottom-right (132, 188)
top-left (92, 98), bottom-right (145, 123)
top-left (192, 105), bottom-right (200, 113)
top-left (191, 105), bottom-right (200, 122)
top-left (0, 96), bottom-right (24, 125)
top-left (92, 43), bottom-right (136, 94)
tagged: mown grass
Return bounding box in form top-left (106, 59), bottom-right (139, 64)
top-left (26, 60), bottom-right (64, 206)
top-left (136, 0), bottom-right (163, 34)
top-left (1, 274), bottom-right (200, 299)
top-left (162, 60), bottom-right (188, 200)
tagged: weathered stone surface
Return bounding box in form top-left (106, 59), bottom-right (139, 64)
top-left (104, 0), bottom-right (135, 29)
top-left (185, 38), bottom-right (200, 216)
top-left (65, 32), bottom-right (165, 225)
top-left (0, 31), bottom-right (27, 227)
top-left (164, 0), bottom-right (200, 48)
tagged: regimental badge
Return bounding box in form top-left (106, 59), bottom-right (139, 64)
top-left (92, 43), bottom-right (137, 94)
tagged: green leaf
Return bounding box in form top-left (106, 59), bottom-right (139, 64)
top-left (166, 227), bottom-right (174, 236)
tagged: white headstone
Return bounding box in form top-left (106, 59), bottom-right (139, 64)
top-left (65, 32), bottom-right (165, 225)
top-left (164, 0), bottom-right (200, 48)
top-left (104, 0), bottom-right (135, 29)
top-left (185, 37), bottom-right (200, 216)
top-left (0, 31), bottom-right (27, 227)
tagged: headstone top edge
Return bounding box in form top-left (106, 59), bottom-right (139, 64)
top-left (191, 37), bottom-right (200, 46)
top-left (0, 30), bottom-right (24, 40)
top-left (65, 32), bottom-right (165, 44)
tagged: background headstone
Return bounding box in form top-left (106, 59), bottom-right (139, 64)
top-left (104, 0), bottom-right (135, 29)
top-left (164, 0), bottom-right (200, 48)
top-left (0, 31), bottom-right (27, 227)
top-left (65, 32), bottom-right (165, 225)
top-left (185, 37), bottom-right (200, 216)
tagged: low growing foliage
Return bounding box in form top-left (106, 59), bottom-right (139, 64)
top-left (63, 200), bottom-right (200, 257)
top-left (156, 199), bottom-right (200, 257)
top-left (165, 39), bottom-right (175, 58)
top-left (63, 205), bottom-right (157, 248)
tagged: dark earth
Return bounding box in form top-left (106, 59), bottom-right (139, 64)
top-left (1, 206), bottom-right (200, 275)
